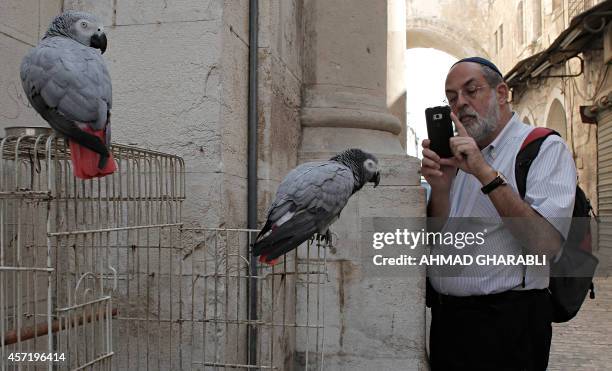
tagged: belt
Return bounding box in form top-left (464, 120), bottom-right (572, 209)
top-left (434, 288), bottom-right (548, 307)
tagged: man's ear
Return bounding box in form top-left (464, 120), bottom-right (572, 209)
top-left (496, 83), bottom-right (510, 104)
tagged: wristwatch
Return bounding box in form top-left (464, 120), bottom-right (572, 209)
top-left (481, 171), bottom-right (508, 194)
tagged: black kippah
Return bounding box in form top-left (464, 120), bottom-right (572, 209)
top-left (453, 57), bottom-right (503, 78)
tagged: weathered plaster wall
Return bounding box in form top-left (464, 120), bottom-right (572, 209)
top-left (257, 0), bottom-right (303, 224)
top-left (0, 0), bottom-right (63, 128)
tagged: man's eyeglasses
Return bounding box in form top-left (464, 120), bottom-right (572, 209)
top-left (445, 85), bottom-right (488, 108)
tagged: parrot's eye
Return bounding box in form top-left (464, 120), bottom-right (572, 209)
top-left (81, 22), bottom-right (88, 28)
top-left (364, 159), bottom-right (377, 172)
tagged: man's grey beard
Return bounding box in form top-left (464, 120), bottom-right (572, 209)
top-left (459, 93), bottom-right (500, 143)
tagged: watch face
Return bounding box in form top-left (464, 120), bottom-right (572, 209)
top-left (498, 171), bottom-right (508, 184)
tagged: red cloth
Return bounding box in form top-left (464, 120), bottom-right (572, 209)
top-left (69, 127), bottom-right (117, 179)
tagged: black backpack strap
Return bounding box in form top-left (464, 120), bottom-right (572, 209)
top-left (515, 128), bottom-right (560, 199)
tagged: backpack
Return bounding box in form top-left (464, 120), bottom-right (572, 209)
top-left (515, 127), bottom-right (599, 323)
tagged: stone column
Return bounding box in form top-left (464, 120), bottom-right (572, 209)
top-left (387, 0), bottom-right (408, 150)
top-left (298, 0), bottom-right (426, 369)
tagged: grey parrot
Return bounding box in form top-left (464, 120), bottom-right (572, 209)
top-left (20, 10), bottom-right (115, 179)
top-left (253, 148), bottom-right (381, 265)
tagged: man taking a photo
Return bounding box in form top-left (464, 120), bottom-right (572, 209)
top-left (421, 57), bottom-right (576, 370)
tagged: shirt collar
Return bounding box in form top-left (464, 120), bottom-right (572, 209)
top-left (483, 112), bottom-right (519, 155)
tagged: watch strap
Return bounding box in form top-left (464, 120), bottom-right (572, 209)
top-left (481, 172), bottom-right (506, 194)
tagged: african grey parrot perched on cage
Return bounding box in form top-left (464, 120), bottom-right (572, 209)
top-left (252, 148), bottom-right (381, 265)
top-left (20, 10), bottom-right (116, 179)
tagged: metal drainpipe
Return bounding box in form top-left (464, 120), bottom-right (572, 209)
top-left (247, 0), bottom-right (259, 367)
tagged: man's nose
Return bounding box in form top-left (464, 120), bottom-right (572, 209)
top-left (455, 91), bottom-right (470, 110)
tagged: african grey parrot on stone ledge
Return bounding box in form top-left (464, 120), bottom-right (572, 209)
top-left (20, 10), bottom-right (116, 179)
top-left (252, 148), bottom-right (381, 265)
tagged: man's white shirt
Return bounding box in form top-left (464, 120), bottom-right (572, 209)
top-left (428, 113), bottom-right (577, 296)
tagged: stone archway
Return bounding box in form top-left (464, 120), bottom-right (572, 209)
top-left (406, 18), bottom-right (490, 58)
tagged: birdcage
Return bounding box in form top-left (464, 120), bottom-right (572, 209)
top-left (177, 228), bottom-right (328, 371)
top-left (1, 127), bottom-right (328, 370)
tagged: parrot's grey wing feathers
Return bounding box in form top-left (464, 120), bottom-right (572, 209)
top-left (21, 37), bottom-right (112, 131)
top-left (253, 162), bottom-right (354, 260)
top-left (267, 162), bottom-right (351, 220)
top-left (265, 163), bottom-right (320, 220)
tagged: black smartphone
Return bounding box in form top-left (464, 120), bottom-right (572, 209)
top-left (425, 106), bottom-right (454, 158)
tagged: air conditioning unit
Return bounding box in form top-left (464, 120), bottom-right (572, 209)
top-left (604, 21), bottom-right (612, 65)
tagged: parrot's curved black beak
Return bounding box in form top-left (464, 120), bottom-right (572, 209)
top-left (90, 33), bottom-right (107, 54)
top-left (372, 171), bottom-right (381, 188)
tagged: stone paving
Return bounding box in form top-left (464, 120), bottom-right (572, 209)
top-left (548, 276), bottom-right (612, 370)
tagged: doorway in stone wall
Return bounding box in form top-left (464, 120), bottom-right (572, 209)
top-left (546, 98), bottom-right (568, 139)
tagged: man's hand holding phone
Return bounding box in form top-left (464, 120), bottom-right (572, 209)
top-left (444, 113), bottom-right (495, 184)
top-left (422, 111), bottom-right (496, 193)
top-left (422, 106), bottom-right (456, 193)
top-left (421, 138), bottom-right (457, 193)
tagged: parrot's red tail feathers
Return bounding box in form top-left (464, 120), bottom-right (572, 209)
top-left (69, 128), bottom-right (117, 180)
top-left (258, 254), bottom-right (280, 266)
